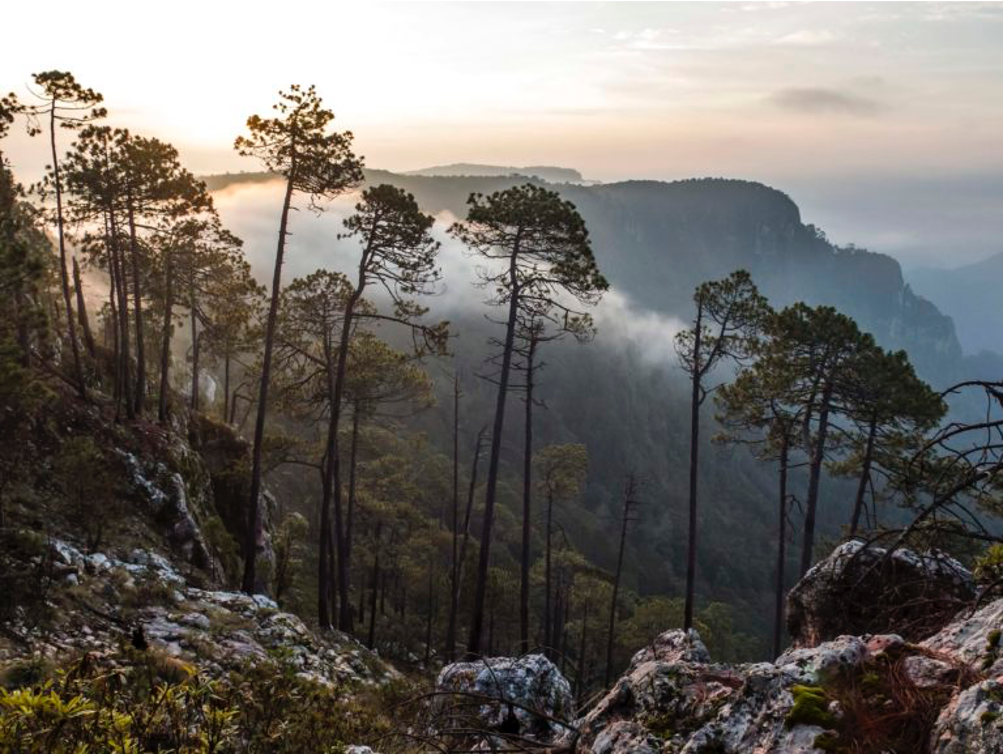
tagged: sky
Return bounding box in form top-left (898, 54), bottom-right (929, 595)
top-left (2, 0), bottom-right (1001, 267)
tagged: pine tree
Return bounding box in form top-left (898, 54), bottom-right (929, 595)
top-left (675, 270), bottom-right (767, 630)
top-left (234, 84), bottom-right (363, 594)
top-left (23, 71), bottom-right (105, 398)
top-left (449, 184), bottom-right (607, 656)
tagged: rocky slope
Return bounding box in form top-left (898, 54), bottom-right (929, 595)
top-left (0, 387), bottom-right (396, 690)
top-left (434, 543), bottom-right (1002, 753)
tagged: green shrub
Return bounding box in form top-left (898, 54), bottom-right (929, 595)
top-left (0, 650), bottom-right (409, 753)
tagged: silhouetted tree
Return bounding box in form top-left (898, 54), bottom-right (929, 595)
top-left (325, 183), bottom-right (446, 630)
top-left (758, 303), bottom-right (871, 575)
top-left (606, 473), bottom-right (639, 687)
top-left (449, 184), bottom-right (607, 656)
top-left (23, 71), bottom-right (105, 399)
top-left (234, 84), bottom-right (363, 594)
top-left (675, 270), bottom-right (767, 630)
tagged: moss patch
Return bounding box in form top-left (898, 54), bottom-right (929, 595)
top-left (785, 685), bottom-right (836, 729)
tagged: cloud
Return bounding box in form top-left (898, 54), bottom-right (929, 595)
top-left (592, 289), bottom-right (687, 366)
top-left (775, 29), bottom-right (840, 46)
top-left (768, 87), bottom-right (883, 116)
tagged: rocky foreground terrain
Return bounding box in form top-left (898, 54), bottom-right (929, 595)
top-left (433, 543), bottom-right (1002, 753)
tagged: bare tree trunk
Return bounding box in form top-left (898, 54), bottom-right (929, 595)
top-left (447, 426), bottom-right (486, 661)
top-left (157, 247), bottom-right (174, 422)
top-left (317, 459), bottom-right (331, 628)
top-left (544, 489), bottom-right (554, 659)
top-left (222, 352), bottom-right (231, 422)
top-left (467, 249), bottom-right (521, 657)
top-left (72, 256), bottom-right (95, 357)
top-left (367, 524), bottom-right (381, 649)
top-left (800, 381), bottom-right (834, 575)
top-left (606, 476), bottom-right (634, 687)
top-left (48, 103), bottom-right (86, 399)
top-left (345, 399), bottom-right (362, 627)
top-left (446, 376), bottom-right (460, 661)
top-left (684, 299), bottom-right (703, 631)
top-left (519, 333), bottom-right (536, 655)
top-left (109, 213), bottom-right (134, 420)
top-left (849, 414), bottom-right (878, 535)
top-left (423, 563), bottom-right (435, 666)
top-left (576, 598), bottom-right (589, 701)
top-left (189, 286), bottom-right (200, 412)
top-left (126, 193), bottom-right (146, 414)
top-left (327, 285), bottom-right (364, 631)
top-left (773, 432), bottom-right (789, 659)
top-left (107, 242), bottom-right (120, 401)
top-left (243, 171), bottom-right (296, 594)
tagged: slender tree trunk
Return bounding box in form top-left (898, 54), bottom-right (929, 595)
top-left (357, 552), bottom-right (366, 625)
top-left (189, 286), bottom-right (200, 412)
top-left (487, 594), bottom-right (495, 657)
top-left (800, 381), bottom-right (834, 575)
top-left (423, 563), bottom-right (435, 666)
top-left (317, 459), bottom-right (331, 628)
top-left (157, 247), bottom-right (174, 422)
top-left (367, 525), bottom-right (381, 649)
top-left (519, 334), bottom-right (537, 654)
top-left (446, 374), bottom-right (461, 661)
top-left (576, 598), bottom-right (589, 700)
top-left (72, 256), bottom-right (95, 357)
top-left (606, 479), bottom-right (632, 687)
top-left (467, 247), bottom-right (521, 657)
top-left (222, 352), bottom-right (231, 422)
top-left (48, 103), bottom-right (86, 399)
top-left (554, 576), bottom-right (565, 666)
top-left (110, 213), bottom-right (135, 420)
top-left (243, 171), bottom-right (296, 594)
top-left (346, 401), bottom-right (361, 594)
top-left (683, 300), bottom-right (704, 631)
top-left (544, 489), bottom-right (554, 659)
top-left (107, 243), bottom-right (120, 400)
top-left (773, 431), bottom-right (789, 659)
top-left (327, 284), bottom-right (364, 631)
top-left (447, 426), bottom-right (485, 660)
top-left (126, 193), bottom-right (146, 414)
top-left (849, 415), bottom-right (878, 535)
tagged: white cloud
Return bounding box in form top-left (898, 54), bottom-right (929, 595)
top-left (775, 29), bottom-right (840, 46)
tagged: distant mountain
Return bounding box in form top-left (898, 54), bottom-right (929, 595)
top-left (403, 163), bottom-right (586, 183)
top-left (906, 253), bottom-right (1002, 356)
top-left (362, 170), bottom-right (974, 386)
top-left (203, 169), bottom-right (984, 387)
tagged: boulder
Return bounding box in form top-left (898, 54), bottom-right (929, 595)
top-left (786, 540), bottom-right (975, 647)
top-left (929, 679), bottom-right (1003, 754)
top-left (921, 598), bottom-right (1003, 675)
top-left (435, 654), bottom-right (575, 743)
top-left (570, 593), bottom-right (1003, 753)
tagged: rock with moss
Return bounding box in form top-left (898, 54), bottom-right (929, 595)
top-left (569, 591), bottom-right (1003, 753)
top-left (786, 540), bottom-right (975, 648)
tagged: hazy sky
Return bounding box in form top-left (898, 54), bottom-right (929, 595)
top-left (2, 1), bottom-right (1000, 267)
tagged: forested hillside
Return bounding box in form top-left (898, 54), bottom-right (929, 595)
top-left (202, 168), bottom-right (1000, 658)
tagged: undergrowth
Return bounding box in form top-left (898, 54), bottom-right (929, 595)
top-left (0, 648), bottom-right (415, 753)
